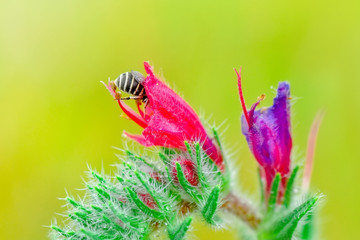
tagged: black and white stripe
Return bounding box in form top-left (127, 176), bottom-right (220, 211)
top-left (113, 71), bottom-right (146, 98)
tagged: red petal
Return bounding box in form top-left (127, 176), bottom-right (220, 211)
top-left (136, 101), bottom-right (145, 119)
top-left (123, 131), bottom-right (153, 147)
top-left (117, 100), bottom-right (148, 129)
top-left (144, 61), bottom-right (154, 76)
top-left (101, 80), bottom-right (118, 99)
top-left (143, 72), bottom-right (207, 139)
top-left (142, 127), bottom-right (186, 149)
top-left (140, 62), bottom-right (224, 170)
top-left (102, 80), bottom-right (148, 128)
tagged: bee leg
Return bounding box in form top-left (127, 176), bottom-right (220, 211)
top-left (120, 96), bottom-right (143, 101)
top-left (143, 98), bottom-right (149, 108)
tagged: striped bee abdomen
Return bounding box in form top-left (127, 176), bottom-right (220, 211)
top-left (114, 71), bottom-right (146, 97)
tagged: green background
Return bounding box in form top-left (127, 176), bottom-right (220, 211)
top-left (1, 0), bottom-right (359, 239)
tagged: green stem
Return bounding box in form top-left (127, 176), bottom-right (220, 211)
top-left (221, 192), bottom-right (261, 229)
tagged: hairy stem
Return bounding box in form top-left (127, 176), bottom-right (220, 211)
top-left (222, 192), bottom-right (261, 229)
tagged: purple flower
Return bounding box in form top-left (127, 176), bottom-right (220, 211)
top-left (235, 69), bottom-right (292, 194)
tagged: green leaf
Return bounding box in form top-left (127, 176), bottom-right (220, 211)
top-left (175, 162), bottom-right (202, 202)
top-left (283, 165), bottom-right (299, 208)
top-left (168, 216), bottom-right (192, 240)
top-left (201, 186), bottom-right (220, 224)
top-left (126, 187), bottom-right (164, 220)
top-left (267, 173), bottom-right (281, 215)
top-left (272, 196), bottom-right (318, 239)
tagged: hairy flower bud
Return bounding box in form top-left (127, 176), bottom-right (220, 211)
top-left (138, 192), bottom-right (157, 209)
top-left (171, 157), bottom-right (199, 186)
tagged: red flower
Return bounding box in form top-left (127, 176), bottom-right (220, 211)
top-left (103, 62), bottom-right (223, 171)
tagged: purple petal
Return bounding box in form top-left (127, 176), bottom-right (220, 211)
top-left (241, 82), bottom-right (292, 174)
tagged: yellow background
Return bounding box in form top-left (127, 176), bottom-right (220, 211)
top-left (1, 0), bottom-right (359, 239)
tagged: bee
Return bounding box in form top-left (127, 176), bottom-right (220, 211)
top-left (113, 71), bottom-right (147, 102)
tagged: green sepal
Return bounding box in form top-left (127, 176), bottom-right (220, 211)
top-left (116, 176), bottom-right (124, 183)
top-left (212, 127), bottom-right (230, 192)
top-left (51, 226), bottom-right (65, 236)
top-left (267, 173), bottom-right (281, 215)
top-left (92, 171), bottom-right (105, 183)
top-left (195, 142), bottom-right (208, 189)
top-left (165, 167), bottom-right (174, 185)
top-left (80, 229), bottom-right (101, 240)
top-left (117, 173), bottom-right (137, 187)
top-left (74, 211), bottom-right (88, 221)
top-left (203, 155), bottom-right (225, 190)
top-left (51, 226), bottom-right (76, 238)
top-left (69, 213), bottom-right (89, 227)
top-left (66, 197), bottom-right (92, 214)
top-left (94, 186), bottom-right (110, 200)
top-left (134, 170), bottom-right (164, 211)
top-left (257, 168), bottom-right (265, 205)
top-left (301, 211), bottom-right (314, 240)
top-left (91, 205), bottom-right (103, 212)
top-left (212, 127), bottom-right (222, 150)
top-left (164, 166), bottom-right (182, 201)
top-left (201, 186), bottom-right (220, 224)
top-left (283, 165), bottom-right (299, 208)
top-left (175, 162), bottom-right (203, 202)
top-left (263, 196), bottom-right (318, 240)
top-left (102, 214), bottom-right (125, 232)
top-left (108, 201), bottom-right (148, 231)
top-left (159, 152), bottom-right (170, 165)
top-left (184, 141), bottom-right (193, 156)
top-left (167, 216), bottom-right (192, 240)
top-left (126, 187), bottom-right (164, 220)
top-left (126, 150), bottom-right (159, 172)
top-left (162, 147), bottom-right (178, 156)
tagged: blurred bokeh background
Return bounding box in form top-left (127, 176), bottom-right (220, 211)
top-left (1, 0), bottom-right (359, 239)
